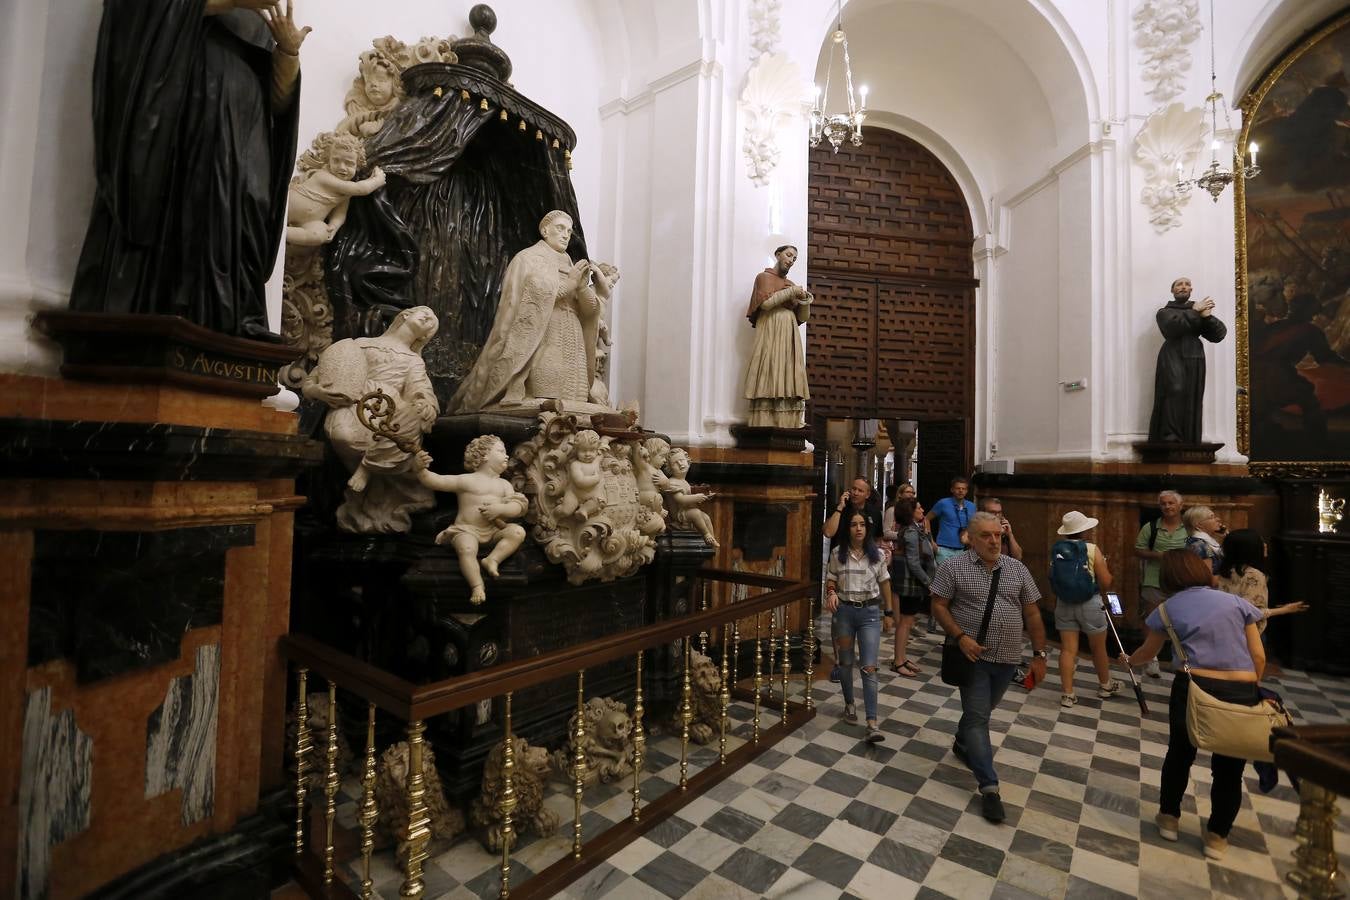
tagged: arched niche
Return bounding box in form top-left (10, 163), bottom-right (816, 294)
top-left (809, 0), bottom-right (1095, 196)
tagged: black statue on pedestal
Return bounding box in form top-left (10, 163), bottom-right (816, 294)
top-left (1148, 277), bottom-right (1227, 443)
top-left (69, 0), bottom-right (309, 339)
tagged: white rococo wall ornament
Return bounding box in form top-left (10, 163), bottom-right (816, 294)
top-left (739, 53), bottom-right (811, 187)
top-left (749, 0), bottom-right (782, 59)
top-left (1133, 0), bottom-right (1203, 104)
top-left (1133, 102), bottom-right (1208, 233)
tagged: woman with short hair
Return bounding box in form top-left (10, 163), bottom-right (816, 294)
top-left (1122, 550), bottom-right (1265, 860)
top-left (1182, 505), bottom-right (1225, 573)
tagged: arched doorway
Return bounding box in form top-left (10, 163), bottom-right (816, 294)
top-left (806, 126), bottom-right (977, 504)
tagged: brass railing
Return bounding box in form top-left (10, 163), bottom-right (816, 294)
top-left (280, 567), bottom-right (815, 899)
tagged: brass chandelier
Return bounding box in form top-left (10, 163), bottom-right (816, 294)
top-left (809, 0), bottom-right (868, 153)
top-left (1175, 0), bottom-right (1259, 201)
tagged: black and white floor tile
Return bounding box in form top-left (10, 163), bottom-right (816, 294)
top-left (333, 628), bottom-right (1350, 899)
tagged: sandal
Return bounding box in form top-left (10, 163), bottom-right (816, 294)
top-left (890, 659), bottom-right (920, 677)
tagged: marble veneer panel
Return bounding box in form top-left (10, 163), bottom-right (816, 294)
top-left (145, 644), bottom-right (221, 826)
top-left (28, 526), bottom-right (254, 683)
top-left (18, 687), bottom-right (92, 900)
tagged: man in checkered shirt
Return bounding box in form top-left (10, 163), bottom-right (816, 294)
top-left (929, 511), bottom-right (1049, 823)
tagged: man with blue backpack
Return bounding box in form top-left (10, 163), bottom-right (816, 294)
top-left (1049, 511), bottom-right (1122, 708)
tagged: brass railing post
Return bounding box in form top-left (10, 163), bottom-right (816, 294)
top-left (752, 612), bottom-right (763, 744)
top-left (399, 719), bottom-right (430, 898)
top-left (498, 693), bottom-right (518, 899)
top-left (698, 580), bottom-right (709, 657)
top-left (718, 621), bottom-right (731, 765)
top-left (571, 671), bottom-right (586, 859)
top-left (293, 667), bottom-right (310, 858)
top-left (1288, 779), bottom-right (1342, 898)
top-left (678, 639), bottom-right (693, 791)
top-left (630, 652), bottom-right (645, 822)
top-left (731, 621), bottom-right (740, 692)
top-left (323, 681), bottom-right (340, 885)
top-left (358, 703), bottom-right (378, 900)
top-left (803, 595), bottom-right (816, 711)
top-left (780, 609), bottom-right (790, 723)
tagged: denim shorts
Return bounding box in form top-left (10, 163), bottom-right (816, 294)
top-left (1054, 596), bottom-right (1108, 635)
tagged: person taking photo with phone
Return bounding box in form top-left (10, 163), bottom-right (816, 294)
top-left (978, 496), bottom-right (1023, 561)
top-left (1048, 511), bottom-right (1122, 708)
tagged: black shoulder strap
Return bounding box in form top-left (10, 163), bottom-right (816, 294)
top-left (975, 569), bottom-right (1003, 644)
top-left (1147, 518), bottom-right (1160, 550)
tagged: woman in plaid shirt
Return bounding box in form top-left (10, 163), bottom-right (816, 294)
top-left (826, 511), bottom-right (895, 743)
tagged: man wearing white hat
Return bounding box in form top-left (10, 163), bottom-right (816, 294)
top-left (1049, 511), bottom-right (1122, 708)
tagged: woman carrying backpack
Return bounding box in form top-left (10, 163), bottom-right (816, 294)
top-left (1050, 511), bottom-right (1122, 708)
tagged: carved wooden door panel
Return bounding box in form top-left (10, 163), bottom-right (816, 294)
top-left (806, 126), bottom-right (977, 453)
top-left (804, 276), bottom-right (875, 419)
top-left (916, 418), bottom-right (971, 507)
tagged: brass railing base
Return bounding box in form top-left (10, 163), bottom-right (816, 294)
top-left (1288, 779), bottom-right (1345, 900)
top-left (293, 839), bottom-right (361, 900)
top-left (510, 702), bottom-right (814, 900)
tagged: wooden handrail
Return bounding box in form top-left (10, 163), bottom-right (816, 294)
top-left (279, 572), bottom-right (814, 722)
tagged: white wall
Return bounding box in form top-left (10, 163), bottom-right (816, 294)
top-left (3, 0), bottom-right (1343, 465)
top-left (0, 0), bottom-right (610, 371)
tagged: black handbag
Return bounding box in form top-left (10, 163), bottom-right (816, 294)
top-left (940, 569), bottom-right (1001, 686)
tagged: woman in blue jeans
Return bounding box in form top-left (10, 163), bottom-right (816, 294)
top-left (826, 512), bottom-right (894, 743)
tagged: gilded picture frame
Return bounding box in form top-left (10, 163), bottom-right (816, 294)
top-left (1235, 10), bottom-right (1350, 477)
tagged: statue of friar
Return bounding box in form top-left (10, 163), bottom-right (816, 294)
top-left (68, 0), bottom-right (309, 339)
top-left (1147, 277), bottom-right (1227, 443)
top-left (742, 244), bottom-right (812, 428)
top-left (449, 211), bottom-right (617, 414)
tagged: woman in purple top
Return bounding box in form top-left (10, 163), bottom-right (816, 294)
top-left (1122, 550), bottom-right (1265, 861)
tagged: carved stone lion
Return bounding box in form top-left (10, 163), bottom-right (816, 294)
top-left (470, 736), bottom-right (558, 853)
top-left (679, 650), bottom-right (725, 745)
top-left (511, 413), bottom-right (657, 583)
top-left (550, 697), bottom-right (637, 787)
top-left (285, 692), bottom-right (354, 792)
top-left (375, 741), bottom-right (465, 863)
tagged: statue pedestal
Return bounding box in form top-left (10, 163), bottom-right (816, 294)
top-left (1132, 440), bottom-right (1224, 465)
top-left (731, 424), bottom-right (812, 452)
top-left (0, 371), bottom-right (320, 899)
top-left (34, 311), bottom-right (300, 399)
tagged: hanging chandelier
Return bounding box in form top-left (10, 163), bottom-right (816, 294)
top-left (1175, 0), bottom-right (1259, 202)
top-left (809, 0), bottom-right (867, 153)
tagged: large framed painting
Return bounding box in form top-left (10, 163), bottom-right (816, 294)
top-left (1237, 11), bottom-right (1350, 475)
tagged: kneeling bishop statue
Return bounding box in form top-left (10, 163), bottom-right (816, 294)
top-left (449, 210), bottom-right (618, 414)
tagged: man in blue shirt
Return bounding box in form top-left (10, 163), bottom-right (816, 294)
top-left (926, 476), bottom-right (976, 563)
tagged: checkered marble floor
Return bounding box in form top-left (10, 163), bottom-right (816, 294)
top-left (334, 627), bottom-right (1350, 900)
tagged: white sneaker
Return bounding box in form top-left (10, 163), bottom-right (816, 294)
top-left (1145, 660), bottom-right (1161, 678)
top-left (1097, 679), bottom-right (1122, 699)
top-left (1060, 693), bottom-right (1078, 708)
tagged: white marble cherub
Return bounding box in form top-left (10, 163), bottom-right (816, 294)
top-left (415, 436), bottom-right (528, 605)
top-left (556, 430), bottom-right (606, 521)
top-left (338, 49), bottom-right (403, 137)
top-left (661, 448), bottom-right (719, 548)
top-left (287, 132), bottom-right (386, 247)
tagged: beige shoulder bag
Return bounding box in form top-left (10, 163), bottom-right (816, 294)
top-left (1156, 602), bottom-right (1290, 763)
